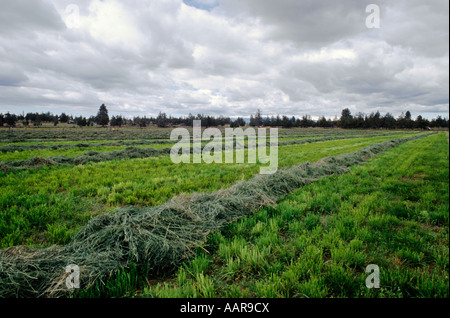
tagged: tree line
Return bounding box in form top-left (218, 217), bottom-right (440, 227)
top-left (0, 105), bottom-right (448, 129)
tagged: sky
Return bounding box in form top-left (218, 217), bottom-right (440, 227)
top-left (0, 0), bottom-right (448, 120)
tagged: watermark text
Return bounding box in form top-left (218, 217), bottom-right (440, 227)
top-left (170, 121), bottom-right (278, 175)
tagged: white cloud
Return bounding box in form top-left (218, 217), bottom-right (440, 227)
top-left (81, 0), bottom-right (145, 51)
top-left (0, 0), bottom-right (448, 119)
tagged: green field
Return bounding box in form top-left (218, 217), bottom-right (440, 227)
top-left (141, 132), bottom-right (448, 298)
top-left (0, 127), bottom-right (447, 298)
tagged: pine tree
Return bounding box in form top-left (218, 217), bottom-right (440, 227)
top-left (96, 104), bottom-right (109, 127)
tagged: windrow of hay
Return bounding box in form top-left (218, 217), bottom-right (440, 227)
top-left (0, 133), bottom-right (433, 297)
top-left (0, 147), bottom-right (172, 172)
top-left (0, 127), bottom-right (415, 144)
top-left (0, 132), bottom-right (424, 172)
top-left (0, 128), bottom-right (172, 143)
top-left (0, 130), bottom-right (409, 153)
top-left (0, 139), bottom-right (178, 153)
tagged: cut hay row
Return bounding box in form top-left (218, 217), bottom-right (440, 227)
top-left (0, 133), bottom-right (421, 172)
top-left (0, 139), bottom-right (177, 153)
top-left (0, 128), bottom-right (171, 144)
top-left (0, 133), bottom-right (433, 298)
top-left (0, 127), bottom-right (409, 144)
top-left (0, 130), bottom-right (410, 153)
top-left (0, 146), bottom-right (172, 172)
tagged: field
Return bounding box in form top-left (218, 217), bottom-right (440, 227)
top-left (0, 126), bottom-right (447, 298)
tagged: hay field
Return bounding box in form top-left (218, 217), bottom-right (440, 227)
top-left (0, 127), bottom-right (447, 298)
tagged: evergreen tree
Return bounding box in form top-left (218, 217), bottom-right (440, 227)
top-left (60, 113), bottom-right (69, 123)
top-left (382, 113), bottom-right (396, 129)
top-left (255, 109), bottom-right (263, 127)
top-left (156, 112), bottom-right (168, 127)
top-left (75, 116), bottom-right (87, 127)
top-left (4, 112), bottom-right (17, 127)
top-left (281, 115), bottom-right (293, 128)
top-left (339, 108), bottom-right (354, 128)
top-left (96, 104), bottom-right (109, 127)
top-left (110, 115), bottom-right (124, 127)
top-left (415, 115), bottom-right (429, 130)
top-left (318, 116), bottom-right (330, 128)
top-left (249, 115), bottom-right (256, 127)
top-left (404, 111), bottom-right (414, 129)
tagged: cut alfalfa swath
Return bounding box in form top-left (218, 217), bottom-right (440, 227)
top-left (0, 133), bottom-right (434, 297)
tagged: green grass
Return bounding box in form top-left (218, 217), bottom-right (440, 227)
top-left (0, 133), bottom-right (417, 248)
top-left (0, 139), bottom-right (135, 147)
top-left (0, 143), bottom-right (176, 162)
top-left (140, 132), bottom-right (448, 298)
top-left (0, 130), bottom-right (413, 162)
top-left (0, 127), bottom-right (444, 299)
top-left (0, 126), bottom-right (172, 143)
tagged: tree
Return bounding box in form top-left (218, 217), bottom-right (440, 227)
top-left (255, 109), bottom-right (263, 127)
top-left (230, 117), bottom-right (246, 128)
top-left (402, 110), bottom-right (414, 129)
top-left (0, 113), bottom-right (4, 127)
top-left (397, 113), bottom-right (406, 129)
top-left (32, 114), bottom-right (42, 127)
top-left (230, 119), bottom-right (239, 128)
top-left (367, 111), bottom-right (382, 128)
top-left (139, 117), bottom-right (148, 128)
top-left (339, 108), bottom-right (354, 129)
top-left (382, 113), bottom-right (396, 129)
top-left (318, 116), bottom-right (331, 128)
top-left (300, 115), bottom-right (311, 128)
top-left (415, 115), bottom-right (429, 130)
top-left (353, 113), bottom-right (365, 128)
top-left (110, 115), bottom-right (124, 127)
top-left (87, 116), bottom-right (96, 126)
top-left (156, 112), bottom-right (168, 127)
top-left (405, 111), bottom-right (412, 120)
top-left (60, 113), bottom-right (69, 123)
top-left (275, 115), bottom-right (281, 127)
top-left (75, 116), bottom-right (87, 127)
top-left (262, 116), bottom-right (271, 127)
top-left (431, 116), bottom-right (448, 128)
top-left (96, 104), bottom-right (109, 127)
top-left (4, 112), bottom-right (17, 127)
top-left (249, 115), bottom-right (256, 127)
top-left (203, 115), bottom-right (215, 127)
top-left (281, 115), bottom-right (293, 128)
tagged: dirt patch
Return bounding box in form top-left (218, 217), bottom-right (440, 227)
top-left (400, 173), bottom-right (430, 183)
top-left (413, 173), bottom-right (430, 179)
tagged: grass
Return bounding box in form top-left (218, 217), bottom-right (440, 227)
top-left (0, 126), bottom-right (444, 299)
top-left (0, 126), bottom-right (172, 143)
top-left (0, 133), bottom-right (418, 248)
top-left (139, 132), bottom-right (448, 298)
top-left (3, 144), bottom-right (179, 162)
top-left (0, 131), bottom-right (412, 162)
top-left (0, 126), bottom-right (413, 143)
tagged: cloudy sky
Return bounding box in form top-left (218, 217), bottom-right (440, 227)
top-left (0, 0), bottom-right (448, 119)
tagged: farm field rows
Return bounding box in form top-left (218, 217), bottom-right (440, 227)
top-left (0, 127), bottom-right (416, 143)
top-left (0, 130), bottom-right (415, 162)
top-left (138, 132), bottom-right (448, 299)
top-left (0, 129), bottom-right (422, 248)
top-left (0, 127), bottom-right (447, 299)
